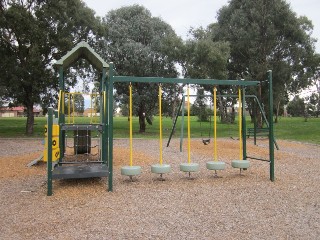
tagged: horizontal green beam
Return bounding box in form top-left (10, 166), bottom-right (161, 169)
top-left (187, 94), bottom-right (258, 98)
top-left (112, 76), bottom-right (260, 86)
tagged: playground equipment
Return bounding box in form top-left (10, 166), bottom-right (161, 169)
top-left (150, 84), bottom-right (171, 179)
top-left (121, 84), bottom-right (142, 180)
top-left (46, 42), bottom-right (111, 196)
top-left (179, 85), bottom-right (200, 178)
top-left (168, 95), bottom-right (278, 150)
top-left (206, 87), bottom-right (226, 176)
top-left (231, 87), bottom-right (250, 172)
top-left (200, 98), bottom-right (212, 145)
top-left (46, 41), bottom-right (276, 195)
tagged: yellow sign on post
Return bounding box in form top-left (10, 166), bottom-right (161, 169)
top-left (43, 148), bottom-right (60, 162)
top-left (44, 137), bottom-right (59, 149)
top-left (44, 124), bottom-right (59, 137)
top-left (44, 123), bottom-right (60, 162)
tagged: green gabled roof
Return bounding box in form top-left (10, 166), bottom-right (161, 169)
top-left (55, 41), bottom-right (108, 71)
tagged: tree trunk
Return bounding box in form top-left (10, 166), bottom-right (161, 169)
top-left (138, 103), bottom-right (146, 133)
top-left (26, 102), bottom-right (34, 135)
top-left (217, 95), bottom-right (228, 123)
top-left (231, 107), bottom-right (235, 124)
top-left (275, 99), bottom-right (281, 123)
top-left (247, 99), bottom-right (255, 123)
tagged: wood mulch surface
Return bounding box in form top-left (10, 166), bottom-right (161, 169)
top-left (0, 138), bottom-right (319, 239)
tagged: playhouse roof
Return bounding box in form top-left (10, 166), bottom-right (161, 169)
top-left (55, 41), bottom-right (108, 72)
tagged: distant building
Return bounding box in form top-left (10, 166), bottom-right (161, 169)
top-left (0, 106), bottom-right (41, 117)
top-left (83, 108), bottom-right (99, 117)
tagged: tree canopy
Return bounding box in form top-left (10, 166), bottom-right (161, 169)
top-left (287, 96), bottom-right (305, 117)
top-left (0, 0), bottom-right (99, 134)
top-left (215, 0), bottom-right (318, 122)
top-left (97, 5), bottom-right (183, 132)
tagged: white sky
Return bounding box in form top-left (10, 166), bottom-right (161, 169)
top-left (83, 0), bottom-right (320, 52)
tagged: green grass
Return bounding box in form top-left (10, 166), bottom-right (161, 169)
top-left (0, 116), bottom-right (319, 144)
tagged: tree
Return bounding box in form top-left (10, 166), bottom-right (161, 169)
top-left (0, 0), bottom-right (100, 134)
top-left (216, 0), bottom-right (318, 125)
top-left (306, 93), bottom-right (319, 117)
top-left (97, 5), bottom-right (182, 132)
top-left (308, 54), bottom-right (320, 117)
top-left (73, 94), bottom-right (84, 114)
top-left (287, 96), bottom-right (305, 117)
top-left (192, 88), bottom-right (210, 122)
top-left (181, 26), bottom-right (231, 123)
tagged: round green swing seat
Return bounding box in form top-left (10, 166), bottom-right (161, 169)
top-left (180, 162), bottom-right (200, 172)
top-left (151, 164), bottom-right (171, 174)
top-left (121, 166), bottom-right (141, 177)
top-left (206, 161), bottom-right (226, 170)
top-left (231, 160), bottom-right (250, 169)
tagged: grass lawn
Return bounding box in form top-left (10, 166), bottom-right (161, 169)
top-left (0, 116), bottom-right (319, 144)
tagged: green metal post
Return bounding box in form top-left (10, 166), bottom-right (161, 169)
top-left (58, 66), bottom-right (65, 163)
top-left (180, 95), bottom-right (185, 152)
top-left (242, 86), bottom-right (247, 160)
top-left (268, 70), bottom-right (275, 181)
top-left (59, 66), bottom-right (64, 92)
top-left (108, 63), bottom-right (114, 192)
top-left (105, 75), bottom-right (109, 166)
top-left (253, 99), bottom-right (257, 145)
top-left (101, 68), bottom-right (107, 164)
top-left (99, 71), bottom-right (104, 165)
top-left (47, 107), bottom-right (53, 196)
top-left (101, 68), bottom-right (109, 164)
top-left (167, 97), bottom-right (183, 147)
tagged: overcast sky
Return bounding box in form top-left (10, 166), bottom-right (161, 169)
top-left (83, 0), bottom-right (320, 52)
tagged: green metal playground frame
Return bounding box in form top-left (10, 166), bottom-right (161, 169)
top-left (46, 42), bottom-right (275, 196)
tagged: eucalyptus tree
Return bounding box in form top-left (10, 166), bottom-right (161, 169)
top-left (98, 5), bottom-right (182, 132)
top-left (216, 0), bottom-right (318, 124)
top-left (0, 0), bottom-right (99, 134)
top-left (287, 96), bottom-right (305, 117)
top-left (181, 26), bottom-right (231, 122)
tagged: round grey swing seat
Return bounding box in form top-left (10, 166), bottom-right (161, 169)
top-left (151, 164), bottom-right (171, 174)
top-left (206, 161), bottom-right (226, 170)
top-left (121, 166), bottom-right (141, 176)
top-left (231, 160), bottom-right (250, 169)
top-left (180, 163), bottom-right (200, 172)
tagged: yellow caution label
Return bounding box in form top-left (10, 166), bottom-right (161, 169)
top-left (44, 124), bottom-right (59, 137)
top-left (43, 148), bottom-right (60, 162)
top-left (44, 137), bottom-right (59, 149)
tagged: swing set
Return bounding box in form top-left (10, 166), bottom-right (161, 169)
top-left (46, 41), bottom-right (275, 195)
top-left (199, 96), bottom-right (212, 145)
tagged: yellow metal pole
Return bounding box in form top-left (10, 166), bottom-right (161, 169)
top-left (92, 93), bottom-right (96, 124)
top-left (68, 93), bottom-right (71, 124)
top-left (129, 84), bottom-right (133, 167)
top-left (72, 93), bottom-right (75, 124)
top-left (159, 84), bottom-right (163, 165)
top-left (62, 92), bottom-right (65, 116)
top-left (214, 87), bottom-right (217, 162)
top-left (187, 85), bottom-right (191, 164)
top-left (57, 90), bottom-right (62, 117)
top-left (238, 87), bottom-right (243, 160)
top-left (90, 93), bottom-right (93, 124)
